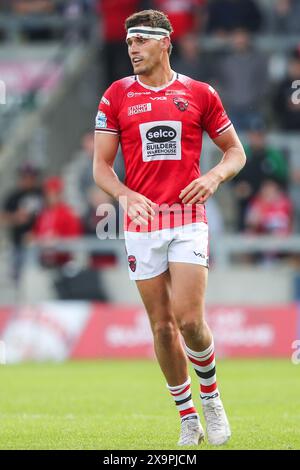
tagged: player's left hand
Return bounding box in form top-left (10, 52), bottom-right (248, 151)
top-left (179, 172), bottom-right (221, 205)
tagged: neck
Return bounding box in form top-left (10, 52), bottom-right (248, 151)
top-left (138, 61), bottom-right (173, 88)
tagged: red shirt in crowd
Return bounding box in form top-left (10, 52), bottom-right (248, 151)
top-left (33, 203), bottom-right (82, 239)
top-left (246, 192), bottom-right (293, 235)
top-left (97, 0), bottom-right (141, 42)
top-left (152, 0), bottom-right (205, 40)
top-left (33, 203), bottom-right (82, 265)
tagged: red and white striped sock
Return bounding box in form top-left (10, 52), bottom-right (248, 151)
top-left (167, 376), bottom-right (199, 422)
top-left (184, 342), bottom-right (220, 403)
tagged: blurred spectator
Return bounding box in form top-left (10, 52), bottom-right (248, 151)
top-left (11, 0), bottom-right (55, 14)
top-left (244, 180), bottom-right (293, 263)
top-left (273, 47), bottom-right (300, 131)
top-left (77, 131), bottom-right (95, 201)
top-left (64, 131), bottom-right (125, 216)
top-left (83, 185), bottom-right (119, 267)
top-left (245, 180), bottom-right (293, 236)
top-left (233, 118), bottom-right (289, 230)
top-left (11, 0), bottom-right (58, 40)
top-left (32, 176), bottom-right (82, 267)
top-left (218, 29), bottom-right (269, 131)
top-left (97, 0), bottom-right (142, 86)
top-left (58, 0), bottom-right (94, 42)
top-left (206, 0), bottom-right (263, 36)
top-left (146, 0), bottom-right (206, 53)
top-left (171, 33), bottom-right (214, 82)
top-left (1, 162), bottom-right (43, 282)
top-left (64, 131), bottom-right (94, 216)
top-left (290, 167), bottom-right (300, 233)
top-left (83, 185), bottom-right (117, 235)
top-left (271, 0), bottom-right (300, 34)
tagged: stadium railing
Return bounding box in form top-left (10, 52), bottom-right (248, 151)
top-left (0, 13), bottom-right (95, 42)
top-left (211, 234), bottom-right (300, 267)
top-left (25, 234), bottom-right (300, 269)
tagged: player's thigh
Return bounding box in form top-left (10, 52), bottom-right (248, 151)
top-left (136, 270), bottom-right (175, 327)
top-left (169, 262), bottom-right (208, 322)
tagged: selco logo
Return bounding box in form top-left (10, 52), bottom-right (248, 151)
top-left (146, 126), bottom-right (176, 143)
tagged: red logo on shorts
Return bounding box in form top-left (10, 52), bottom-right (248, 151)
top-left (128, 255), bottom-right (137, 272)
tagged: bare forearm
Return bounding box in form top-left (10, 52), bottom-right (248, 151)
top-left (93, 161), bottom-right (129, 200)
top-left (209, 147), bottom-right (246, 185)
top-left (93, 160), bottom-right (156, 225)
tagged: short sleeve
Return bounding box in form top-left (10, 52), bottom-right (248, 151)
top-left (201, 85), bottom-right (232, 140)
top-left (95, 83), bottom-right (120, 135)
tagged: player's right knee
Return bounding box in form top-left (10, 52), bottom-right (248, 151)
top-left (152, 321), bottom-right (178, 345)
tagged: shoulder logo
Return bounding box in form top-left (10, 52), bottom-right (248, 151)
top-left (95, 111), bottom-right (107, 128)
top-left (173, 97), bottom-right (189, 112)
top-left (101, 96), bottom-right (110, 106)
top-left (208, 85), bottom-right (216, 94)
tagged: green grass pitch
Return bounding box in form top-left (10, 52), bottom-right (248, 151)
top-left (0, 359), bottom-right (299, 450)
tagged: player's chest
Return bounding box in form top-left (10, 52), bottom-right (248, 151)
top-left (118, 91), bottom-right (200, 131)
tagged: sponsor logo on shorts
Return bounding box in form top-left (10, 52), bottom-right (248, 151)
top-left (128, 103), bottom-right (152, 116)
top-left (95, 111), bottom-right (107, 128)
top-left (193, 251), bottom-right (206, 259)
top-left (128, 255), bottom-right (137, 272)
top-left (173, 97), bottom-right (189, 112)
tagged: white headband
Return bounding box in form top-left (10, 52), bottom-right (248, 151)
top-left (126, 26), bottom-right (170, 41)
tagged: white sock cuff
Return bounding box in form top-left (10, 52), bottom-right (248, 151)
top-left (184, 340), bottom-right (214, 359)
top-left (166, 376), bottom-right (191, 391)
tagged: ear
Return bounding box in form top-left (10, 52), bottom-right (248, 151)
top-left (160, 36), bottom-right (170, 52)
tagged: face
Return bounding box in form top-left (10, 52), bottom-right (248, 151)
top-left (260, 181), bottom-right (280, 202)
top-left (231, 29), bottom-right (250, 52)
top-left (126, 35), bottom-right (167, 75)
top-left (247, 130), bottom-right (266, 149)
top-left (45, 191), bottom-right (61, 206)
top-left (19, 173), bottom-right (38, 190)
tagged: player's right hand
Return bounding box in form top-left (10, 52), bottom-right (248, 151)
top-left (119, 189), bottom-right (157, 226)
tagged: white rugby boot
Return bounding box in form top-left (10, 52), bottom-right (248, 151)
top-left (202, 398), bottom-right (231, 446)
top-left (177, 418), bottom-right (205, 446)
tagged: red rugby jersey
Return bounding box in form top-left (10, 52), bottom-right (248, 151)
top-left (95, 73), bottom-right (232, 231)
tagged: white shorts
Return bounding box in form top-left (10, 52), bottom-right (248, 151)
top-left (124, 222), bottom-right (209, 281)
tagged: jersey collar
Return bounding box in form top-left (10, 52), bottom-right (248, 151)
top-left (136, 71), bottom-right (178, 92)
